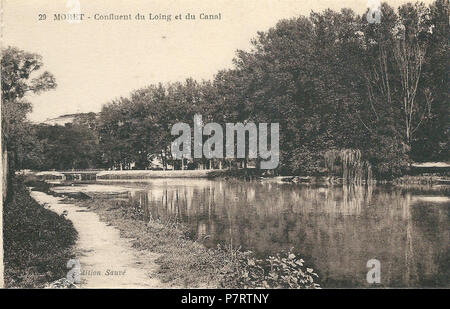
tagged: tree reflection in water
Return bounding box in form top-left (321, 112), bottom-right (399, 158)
top-left (125, 179), bottom-right (449, 288)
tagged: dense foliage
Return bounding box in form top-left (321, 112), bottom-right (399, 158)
top-left (20, 120), bottom-right (101, 171)
top-left (1, 47), bottom-right (57, 200)
top-left (4, 1), bottom-right (448, 179)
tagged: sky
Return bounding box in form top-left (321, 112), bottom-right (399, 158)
top-left (2, 0), bottom-right (434, 122)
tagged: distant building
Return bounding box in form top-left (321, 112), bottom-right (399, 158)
top-left (410, 162), bottom-right (450, 176)
top-left (42, 112), bottom-right (98, 126)
top-left (42, 114), bottom-right (78, 126)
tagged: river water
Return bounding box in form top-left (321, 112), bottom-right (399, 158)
top-left (53, 179), bottom-right (449, 288)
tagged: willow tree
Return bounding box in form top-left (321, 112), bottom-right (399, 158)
top-left (324, 149), bottom-right (373, 185)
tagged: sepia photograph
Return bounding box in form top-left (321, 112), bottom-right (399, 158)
top-left (0, 0), bottom-right (448, 296)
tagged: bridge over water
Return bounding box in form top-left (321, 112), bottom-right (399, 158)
top-left (35, 170), bottom-right (100, 182)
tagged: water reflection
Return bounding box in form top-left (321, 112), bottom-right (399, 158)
top-left (119, 179), bottom-right (448, 287)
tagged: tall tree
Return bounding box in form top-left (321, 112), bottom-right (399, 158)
top-left (1, 47), bottom-right (56, 200)
top-left (361, 3), bottom-right (435, 151)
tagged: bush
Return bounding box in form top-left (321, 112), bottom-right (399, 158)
top-left (219, 248), bottom-right (320, 289)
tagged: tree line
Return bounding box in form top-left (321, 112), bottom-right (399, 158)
top-left (2, 1), bottom-right (448, 181)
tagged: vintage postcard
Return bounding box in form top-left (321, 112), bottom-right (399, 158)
top-left (1, 0), bottom-right (448, 295)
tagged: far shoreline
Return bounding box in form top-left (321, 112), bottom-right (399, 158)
top-left (24, 166), bottom-right (450, 186)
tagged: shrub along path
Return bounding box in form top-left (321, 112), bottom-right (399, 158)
top-left (30, 191), bottom-right (165, 288)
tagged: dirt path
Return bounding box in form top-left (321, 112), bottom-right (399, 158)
top-left (30, 190), bottom-right (165, 288)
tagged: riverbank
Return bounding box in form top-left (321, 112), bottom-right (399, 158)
top-left (279, 175), bottom-right (450, 185)
top-left (392, 175), bottom-right (450, 185)
top-left (29, 190), bottom-right (166, 288)
top-left (28, 166), bottom-right (450, 186)
top-left (3, 179), bottom-right (78, 288)
top-left (70, 196), bottom-right (320, 288)
top-left (97, 169), bottom-right (220, 179)
top-left (73, 197), bottom-right (230, 287)
top-left (27, 168), bottom-right (263, 183)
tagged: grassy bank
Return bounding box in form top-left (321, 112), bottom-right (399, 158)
top-left (3, 178), bottom-right (78, 288)
top-left (96, 169), bottom-right (223, 180)
top-left (74, 197), bottom-right (320, 288)
top-left (393, 175), bottom-right (450, 185)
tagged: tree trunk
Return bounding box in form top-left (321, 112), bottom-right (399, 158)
top-left (2, 142), bottom-right (10, 202)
